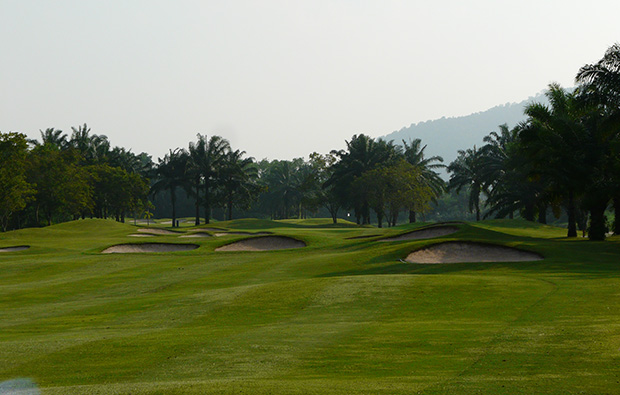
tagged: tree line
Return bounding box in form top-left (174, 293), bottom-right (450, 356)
top-left (0, 125), bottom-right (443, 231)
top-left (1, 44), bottom-right (619, 240)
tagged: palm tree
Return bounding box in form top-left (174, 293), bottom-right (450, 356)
top-left (38, 128), bottom-right (69, 149)
top-left (69, 124), bottom-right (110, 165)
top-left (268, 160), bottom-right (301, 219)
top-left (402, 138), bottom-right (445, 222)
top-left (576, 44), bottom-right (620, 236)
top-left (448, 147), bottom-right (485, 221)
top-left (151, 149), bottom-right (189, 227)
top-left (218, 149), bottom-right (257, 220)
top-left (187, 135), bottom-right (206, 225)
top-left (520, 84), bottom-right (586, 235)
top-left (576, 43), bottom-right (620, 108)
top-left (188, 134), bottom-right (230, 224)
top-left (329, 134), bottom-right (400, 224)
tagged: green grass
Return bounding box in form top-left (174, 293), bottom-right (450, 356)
top-left (1, 219), bottom-right (619, 394)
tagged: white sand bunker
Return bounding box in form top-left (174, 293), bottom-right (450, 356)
top-left (137, 228), bottom-right (178, 235)
top-left (179, 232), bottom-right (212, 238)
top-left (381, 226), bottom-right (459, 242)
top-left (102, 243), bottom-right (198, 254)
top-left (0, 245), bottom-right (30, 252)
top-left (405, 241), bottom-right (543, 263)
top-left (214, 231), bottom-right (271, 237)
top-left (216, 236), bottom-right (305, 252)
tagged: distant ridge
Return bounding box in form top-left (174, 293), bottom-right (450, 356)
top-left (381, 91), bottom-right (548, 176)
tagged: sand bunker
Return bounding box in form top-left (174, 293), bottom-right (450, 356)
top-left (137, 228), bottom-right (179, 235)
top-left (0, 245), bottom-right (30, 252)
top-left (128, 234), bottom-right (155, 237)
top-left (215, 236), bottom-right (305, 252)
top-left (179, 232), bottom-right (212, 238)
top-left (214, 231), bottom-right (271, 237)
top-left (381, 226), bottom-right (459, 242)
top-left (102, 243), bottom-right (198, 253)
top-left (194, 227), bottom-right (226, 232)
top-left (405, 241), bottom-right (543, 263)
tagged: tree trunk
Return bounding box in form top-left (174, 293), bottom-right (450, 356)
top-left (567, 189), bottom-right (577, 237)
top-left (614, 195), bottom-right (620, 235)
top-left (589, 198), bottom-right (609, 241)
top-left (194, 180), bottom-right (201, 226)
top-left (538, 204), bottom-right (547, 224)
top-left (171, 186), bottom-right (177, 228)
top-left (327, 204), bottom-right (338, 224)
top-left (409, 210), bottom-right (416, 223)
top-left (227, 193), bottom-right (233, 220)
top-left (204, 180), bottom-right (210, 224)
top-left (523, 203), bottom-right (535, 221)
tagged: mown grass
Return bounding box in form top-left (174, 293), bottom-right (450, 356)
top-left (0, 219), bottom-right (619, 394)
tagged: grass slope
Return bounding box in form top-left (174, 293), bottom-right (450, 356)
top-left (0, 219), bottom-right (619, 394)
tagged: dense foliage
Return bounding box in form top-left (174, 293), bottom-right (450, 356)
top-left (448, 44), bottom-right (620, 240)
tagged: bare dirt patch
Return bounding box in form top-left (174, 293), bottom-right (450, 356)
top-left (179, 232), bottom-right (212, 238)
top-left (137, 228), bottom-right (179, 235)
top-left (0, 245), bottom-right (30, 252)
top-left (215, 236), bottom-right (305, 252)
top-left (102, 243), bottom-right (198, 253)
top-left (381, 226), bottom-right (459, 242)
top-left (405, 241), bottom-right (543, 263)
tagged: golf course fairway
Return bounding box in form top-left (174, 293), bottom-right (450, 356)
top-left (0, 218), bottom-right (619, 394)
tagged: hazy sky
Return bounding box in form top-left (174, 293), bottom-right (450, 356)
top-left (2, 0), bottom-right (619, 162)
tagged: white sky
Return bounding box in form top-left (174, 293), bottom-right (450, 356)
top-left (2, 0), bottom-right (619, 162)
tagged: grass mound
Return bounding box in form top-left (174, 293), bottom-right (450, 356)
top-left (381, 225), bottom-right (459, 241)
top-left (137, 228), bottom-right (180, 235)
top-left (179, 232), bottom-right (212, 238)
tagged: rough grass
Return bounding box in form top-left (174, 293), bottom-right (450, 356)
top-left (0, 219), bottom-right (619, 394)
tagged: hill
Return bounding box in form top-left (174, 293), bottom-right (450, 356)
top-left (381, 91), bottom-right (548, 176)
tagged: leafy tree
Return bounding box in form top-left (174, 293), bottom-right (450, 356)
top-left (27, 144), bottom-right (92, 225)
top-left (352, 160), bottom-right (432, 227)
top-left (402, 138), bottom-right (445, 222)
top-left (0, 132), bottom-right (35, 231)
top-left (309, 152), bottom-right (341, 224)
